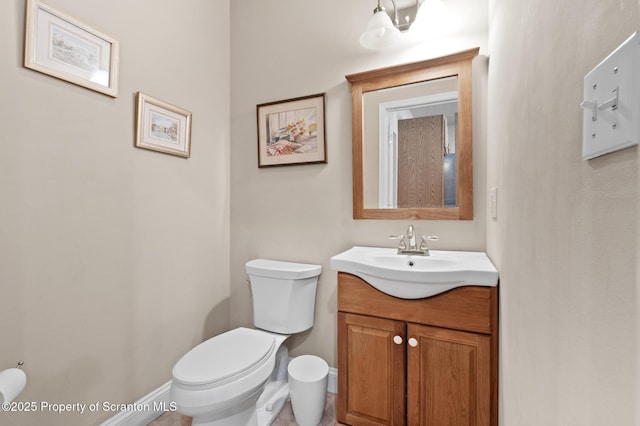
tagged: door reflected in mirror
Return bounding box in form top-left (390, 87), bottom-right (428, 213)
top-left (362, 77), bottom-right (459, 209)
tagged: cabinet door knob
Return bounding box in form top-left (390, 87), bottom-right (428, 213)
top-left (393, 335), bottom-right (403, 345)
top-left (408, 337), bottom-right (418, 347)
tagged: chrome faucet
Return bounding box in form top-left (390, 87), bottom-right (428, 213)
top-left (389, 224), bottom-right (438, 256)
top-left (406, 225), bottom-right (416, 251)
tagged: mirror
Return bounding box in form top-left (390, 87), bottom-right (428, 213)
top-left (346, 48), bottom-right (478, 220)
top-left (363, 76), bottom-right (459, 209)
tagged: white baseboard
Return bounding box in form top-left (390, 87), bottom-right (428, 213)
top-left (327, 366), bottom-right (337, 394)
top-left (99, 380), bottom-right (172, 426)
top-left (100, 363), bottom-right (337, 426)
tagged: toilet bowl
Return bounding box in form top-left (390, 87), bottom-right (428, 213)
top-left (171, 328), bottom-right (290, 425)
top-left (170, 259), bottom-right (322, 426)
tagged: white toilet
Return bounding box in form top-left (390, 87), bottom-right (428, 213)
top-left (170, 259), bottom-right (322, 426)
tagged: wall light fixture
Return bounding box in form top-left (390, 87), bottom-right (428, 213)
top-left (360, 0), bottom-right (455, 50)
top-left (359, 0), bottom-right (402, 50)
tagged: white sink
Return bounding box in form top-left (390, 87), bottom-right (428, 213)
top-left (330, 246), bottom-right (498, 299)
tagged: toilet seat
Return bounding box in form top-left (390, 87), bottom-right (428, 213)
top-left (172, 327), bottom-right (276, 388)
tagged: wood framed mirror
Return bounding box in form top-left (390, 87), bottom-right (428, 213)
top-left (346, 48), bottom-right (479, 220)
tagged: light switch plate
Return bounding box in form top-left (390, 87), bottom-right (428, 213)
top-left (582, 32), bottom-right (640, 160)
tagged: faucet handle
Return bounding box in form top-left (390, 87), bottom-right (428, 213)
top-left (419, 236), bottom-right (428, 251)
top-left (420, 235), bottom-right (439, 251)
top-left (388, 235), bottom-right (406, 250)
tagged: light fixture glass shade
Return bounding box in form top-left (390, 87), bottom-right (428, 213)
top-left (359, 9), bottom-right (401, 50)
top-left (409, 0), bottom-right (456, 39)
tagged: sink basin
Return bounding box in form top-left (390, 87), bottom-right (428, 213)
top-left (330, 246), bottom-right (498, 299)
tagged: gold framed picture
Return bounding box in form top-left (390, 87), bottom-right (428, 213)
top-left (135, 92), bottom-right (192, 158)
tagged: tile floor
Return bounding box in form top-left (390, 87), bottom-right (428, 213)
top-left (147, 392), bottom-right (340, 426)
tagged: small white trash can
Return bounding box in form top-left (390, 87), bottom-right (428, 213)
top-left (287, 355), bottom-right (329, 426)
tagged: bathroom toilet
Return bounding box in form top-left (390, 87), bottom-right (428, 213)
top-left (170, 259), bottom-right (322, 426)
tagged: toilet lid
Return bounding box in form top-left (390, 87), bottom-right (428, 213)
top-left (172, 328), bottom-right (275, 386)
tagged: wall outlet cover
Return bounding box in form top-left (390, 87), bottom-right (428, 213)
top-left (489, 187), bottom-right (497, 221)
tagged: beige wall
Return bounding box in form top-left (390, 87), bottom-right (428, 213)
top-left (0, 1), bottom-right (230, 424)
top-left (487, 0), bottom-right (639, 424)
top-left (230, 0), bottom-right (488, 367)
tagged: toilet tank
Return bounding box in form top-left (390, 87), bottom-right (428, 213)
top-left (246, 259), bottom-right (322, 334)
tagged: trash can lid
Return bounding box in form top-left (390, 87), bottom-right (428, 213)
top-left (287, 355), bottom-right (329, 382)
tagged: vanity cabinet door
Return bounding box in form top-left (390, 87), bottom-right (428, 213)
top-left (407, 324), bottom-right (492, 426)
top-left (338, 312), bottom-right (406, 426)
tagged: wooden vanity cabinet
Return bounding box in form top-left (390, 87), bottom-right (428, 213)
top-left (337, 273), bottom-right (498, 426)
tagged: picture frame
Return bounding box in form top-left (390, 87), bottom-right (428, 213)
top-left (23, 0), bottom-right (119, 97)
top-left (135, 92), bottom-right (192, 158)
top-left (256, 93), bottom-right (327, 167)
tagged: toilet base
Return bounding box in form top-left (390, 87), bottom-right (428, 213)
top-left (189, 377), bottom-right (289, 426)
top-left (256, 382), bottom-right (289, 425)
top-left (191, 402), bottom-right (257, 426)
top-left (191, 383), bottom-right (289, 426)
top-left (186, 342), bottom-right (291, 426)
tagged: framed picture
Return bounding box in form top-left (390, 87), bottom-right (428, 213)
top-left (257, 93), bottom-right (327, 167)
top-left (23, 0), bottom-right (119, 97)
top-left (135, 92), bottom-right (192, 158)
